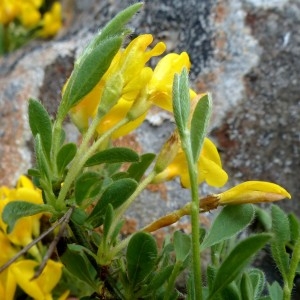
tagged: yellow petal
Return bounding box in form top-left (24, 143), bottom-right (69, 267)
top-left (198, 155), bottom-right (228, 188)
top-left (19, 3), bottom-right (41, 28)
top-left (152, 138), bottom-right (228, 188)
top-left (0, 231), bottom-right (17, 265)
top-left (201, 138), bottom-right (222, 167)
top-left (149, 52), bottom-right (191, 111)
top-left (16, 175), bottom-right (35, 189)
top-left (58, 290), bottom-right (70, 300)
top-left (10, 260), bottom-right (44, 299)
top-left (218, 181), bottom-right (291, 205)
top-left (69, 34), bottom-right (164, 133)
top-left (0, 267), bottom-right (16, 300)
top-left (39, 2), bottom-right (62, 37)
top-left (11, 259), bottom-right (63, 299)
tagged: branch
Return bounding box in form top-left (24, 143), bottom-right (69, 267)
top-left (0, 207), bottom-right (74, 274)
top-left (32, 206), bottom-right (74, 279)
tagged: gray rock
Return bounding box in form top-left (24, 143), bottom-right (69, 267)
top-left (0, 0), bottom-right (299, 220)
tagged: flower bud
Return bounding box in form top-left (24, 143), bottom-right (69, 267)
top-left (154, 131), bottom-right (180, 174)
top-left (218, 181), bottom-right (291, 205)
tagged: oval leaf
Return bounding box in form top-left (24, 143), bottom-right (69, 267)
top-left (28, 98), bottom-right (52, 158)
top-left (201, 204), bottom-right (255, 250)
top-left (126, 232), bottom-right (158, 286)
top-left (190, 93), bottom-right (212, 162)
top-left (172, 68), bottom-right (190, 140)
top-left (57, 143), bottom-right (77, 175)
top-left (148, 265), bottom-right (174, 291)
top-left (209, 233), bottom-right (272, 298)
top-left (74, 172), bottom-right (103, 206)
top-left (2, 201), bottom-right (53, 233)
top-left (174, 231), bottom-right (191, 262)
top-left (86, 178), bottom-right (137, 228)
top-left (271, 204), bottom-right (290, 243)
top-left (63, 36), bottom-right (122, 111)
top-left (99, 3), bottom-right (142, 41)
top-left (61, 246), bottom-right (98, 290)
top-left (85, 147), bottom-right (139, 167)
top-left (78, 3), bottom-right (142, 62)
top-left (127, 153), bottom-right (156, 182)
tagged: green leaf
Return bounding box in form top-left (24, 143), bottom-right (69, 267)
top-left (67, 243), bottom-right (99, 266)
top-left (221, 282), bottom-right (241, 300)
top-left (70, 207), bottom-right (88, 226)
top-left (56, 143), bottom-right (77, 174)
top-left (86, 178), bottom-right (137, 227)
top-left (240, 272), bottom-right (254, 300)
top-left (271, 205), bottom-right (290, 243)
top-left (84, 147), bottom-right (139, 167)
top-left (34, 135), bottom-right (51, 181)
top-left (2, 201), bottom-right (53, 233)
top-left (111, 172), bottom-right (129, 181)
top-left (28, 98), bottom-right (52, 158)
top-left (148, 265), bottom-right (174, 291)
top-left (81, 3), bottom-right (142, 59)
top-left (248, 269), bottom-right (265, 299)
top-left (255, 206), bottom-right (272, 231)
top-left (27, 168), bottom-right (41, 177)
top-left (126, 232), bottom-right (158, 286)
top-left (172, 68), bottom-right (190, 140)
top-left (110, 220), bottom-right (125, 245)
top-left (206, 265), bottom-right (217, 294)
top-left (267, 281), bottom-right (283, 300)
top-left (201, 204), bottom-right (255, 249)
top-left (127, 153), bottom-right (156, 182)
top-left (63, 36), bottom-right (122, 111)
top-left (270, 205), bottom-right (290, 280)
top-left (174, 231), bottom-right (191, 262)
top-left (209, 233), bottom-right (272, 299)
top-left (289, 213), bottom-right (300, 242)
top-left (74, 172), bottom-right (103, 206)
top-left (190, 93), bottom-right (212, 162)
top-left (103, 204), bottom-right (114, 240)
top-left (61, 245), bottom-right (98, 290)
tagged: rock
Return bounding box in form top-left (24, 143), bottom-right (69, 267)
top-left (0, 0), bottom-right (299, 220)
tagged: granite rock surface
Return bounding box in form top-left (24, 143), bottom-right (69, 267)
top-left (0, 0), bottom-right (299, 222)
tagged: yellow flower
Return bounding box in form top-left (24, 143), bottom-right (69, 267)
top-left (217, 181), bottom-right (291, 205)
top-left (69, 34), bottom-right (166, 134)
top-left (0, 0), bottom-right (20, 24)
top-left (0, 267), bottom-right (16, 300)
top-left (0, 176), bottom-right (43, 248)
top-left (38, 2), bottom-right (62, 38)
top-left (18, 2), bottom-right (41, 28)
top-left (10, 259), bottom-right (64, 300)
top-left (153, 138), bottom-right (228, 188)
top-left (147, 52), bottom-right (196, 111)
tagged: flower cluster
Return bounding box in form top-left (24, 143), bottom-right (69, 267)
top-left (0, 176), bottom-right (66, 300)
top-left (68, 34), bottom-right (227, 188)
top-left (0, 0), bottom-right (62, 54)
top-left (0, 4), bottom-right (294, 299)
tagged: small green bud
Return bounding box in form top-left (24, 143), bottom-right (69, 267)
top-left (154, 131), bottom-right (180, 174)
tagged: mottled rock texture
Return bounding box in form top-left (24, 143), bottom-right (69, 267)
top-left (0, 0), bottom-right (299, 220)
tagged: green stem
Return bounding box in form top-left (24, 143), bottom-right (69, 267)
top-left (283, 236), bottom-right (300, 299)
top-left (111, 170), bottom-right (157, 233)
top-left (163, 261), bottom-right (183, 300)
top-left (51, 108), bottom-right (66, 177)
top-left (105, 170), bottom-right (158, 259)
top-left (56, 116), bottom-right (129, 209)
top-left (182, 139), bottom-right (202, 300)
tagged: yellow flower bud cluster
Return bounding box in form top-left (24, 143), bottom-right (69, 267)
top-left (68, 34), bottom-right (228, 188)
top-left (0, 176), bottom-right (67, 300)
top-left (0, 0), bottom-right (62, 44)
